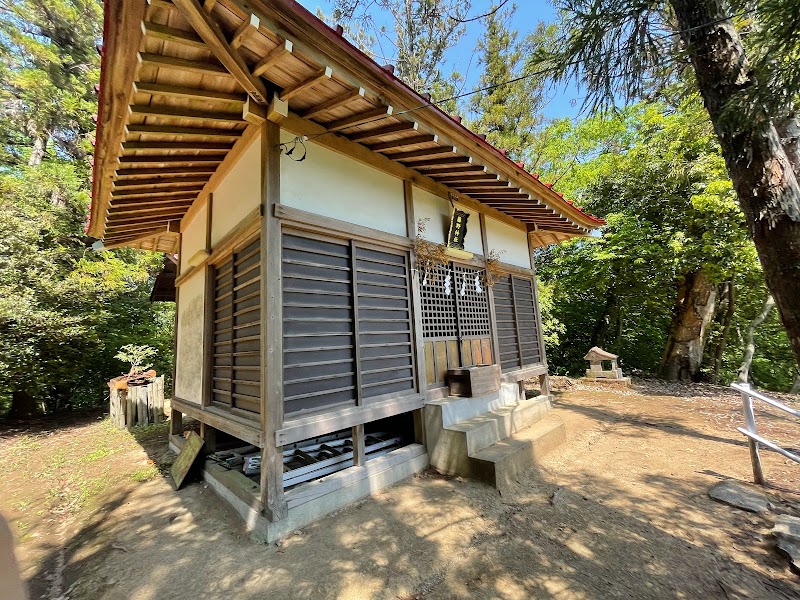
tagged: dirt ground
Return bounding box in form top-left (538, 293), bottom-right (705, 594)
top-left (2, 380), bottom-right (799, 600)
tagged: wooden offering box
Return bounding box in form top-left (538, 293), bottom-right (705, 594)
top-left (447, 365), bottom-right (501, 397)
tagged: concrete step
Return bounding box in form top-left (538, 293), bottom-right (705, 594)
top-left (426, 383), bottom-right (521, 428)
top-left (445, 396), bottom-right (550, 455)
top-left (469, 414), bottom-right (566, 490)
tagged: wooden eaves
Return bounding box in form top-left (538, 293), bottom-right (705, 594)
top-left (89, 0), bottom-right (604, 254)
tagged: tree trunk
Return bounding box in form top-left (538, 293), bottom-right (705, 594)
top-left (711, 280), bottom-right (735, 384)
top-left (26, 119), bottom-right (47, 167)
top-left (590, 289), bottom-right (617, 349)
top-left (660, 270), bottom-right (718, 381)
top-left (738, 294), bottom-right (775, 383)
top-left (669, 0), bottom-right (800, 370)
top-left (9, 389), bottom-right (37, 419)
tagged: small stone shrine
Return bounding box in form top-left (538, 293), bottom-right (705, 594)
top-left (583, 347), bottom-right (631, 386)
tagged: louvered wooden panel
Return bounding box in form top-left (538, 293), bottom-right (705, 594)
top-left (355, 245), bottom-right (416, 400)
top-left (512, 276), bottom-right (542, 366)
top-left (282, 233), bottom-right (357, 416)
top-left (211, 236), bottom-right (261, 416)
top-left (492, 275), bottom-right (522, 372)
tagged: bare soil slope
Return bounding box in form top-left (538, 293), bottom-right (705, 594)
top-left (1, 380), bottom-right (798, 599)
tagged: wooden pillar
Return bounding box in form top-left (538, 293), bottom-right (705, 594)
top-left (171, 232), bottom-right (182, 422)
top-left (200, 422), bottom-right (217, 453)
top-left (479, 213), bottom-right (501, 365)
top-left (352, 423), bottom-right (365, 466)
top-left (169, 408), bottom-right (183, 436)
top-left (404, 180), bottom-right (428, 396)
top-left (259, 118), bottom-right (287, 521)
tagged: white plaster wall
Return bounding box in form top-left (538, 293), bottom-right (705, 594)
top-left (412, 186), bottom-right (484, 254)
top-left (280, 131), bottom-right (406, 236)
top-left (484, 217), bottom-right (531, 269)
top-left (211, 132), bottom-right (261, 246)
top-left (175, 269), bottom-right (205, 404)
top-left (180, 203), bottom-right (207, 273)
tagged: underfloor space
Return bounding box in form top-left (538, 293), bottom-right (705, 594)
top-left (5, 383), bottom-right (800, 599)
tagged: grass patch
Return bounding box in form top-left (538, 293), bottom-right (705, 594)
top-left (78, 445), bottom-right (114, 464)
top-left (130, 464), bottom-right (161, 482)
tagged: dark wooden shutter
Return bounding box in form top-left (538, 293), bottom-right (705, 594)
top-left (492, 275), bottom-right (521, 372)
top-left (282, 233), bottom-right (357, 416)
top-left (491, 274), bottom-right (543, 372)
top-left (211, 236), bottom-right (261, 416)
top-left (512, 276), bottom-right (542, 366)
top-left (354, 245), bottom-right (415, 399)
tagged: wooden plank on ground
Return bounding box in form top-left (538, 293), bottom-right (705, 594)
top-left (170, 431), bottom-right (205, 490)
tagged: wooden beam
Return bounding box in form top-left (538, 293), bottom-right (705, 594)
top-left (108, 209), bottom-right (189, 224)
top-left (230, 13), bottom-right (259, 49)
top-left (251, 39), bottom-right (293, 77)
top-left (112, 188), bottom-right (202, 200)
top-left (389, 145), bottom-right (456, 161)
top-left (130, 104), bottom-right (243, 123)
top-left (118, 155), bottom-right (223, 165)
top-left (260, 120), bottom-right (287, 521)
top-left (325, 105), bottom-right (393, 132)
top-left (407, 156), bottom-right (472, 168)
top-left (147, 0), bottom-right (178, 11)
top-left (105, 227), bottom-right (166, 243)
top-left (111, 200), bottom-right (197, 213)
top-left (133, 81), bottom-right (245, 104)
top-left (126, 124), bottom-right (244, 139)
top-left (203, 0), bottom-right (217, 12)
top-left (139, 52), bottom-right (229, 76)
top-left (419, 165), bottom-right (487, 176)
top-left (113, 176), bottom-right (210, 189)
top-left (299, 87), bottom-right (365, 120)
top-left (431, 174), bottom-right (499, 183)
top-left (279, 66), bottom-right (332, 102)
top-left (347, 121), bottom-right (417, 142)
top-left (123, 141), bottom-right (234, 152)
top-left (367, 134), bottom-right (437, 152)
top-left (172, 0), bottom-right (269, 104)
top-left (141, 21), bottom-right (205, 49)
top-left (447, 179), bottom-right (510, 188)
top-left (115, 166), bottom-right (217, 178)
top-left (108, 203), bottom-right (193, 216)
top-left (106, 221), bottom-right (177, 235)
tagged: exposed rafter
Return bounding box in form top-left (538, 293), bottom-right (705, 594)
top-left (300, 88), bottom-right (365, 120)
top-left (134, 81), bottom-right (246, 104)
top-left (347, 121), bottom-right (417, 142)
top-left (173, 0), bottom-right (269, 104)
top-left (367, 134), bottom-right (436, 152)
top-left (325, 106), bottom-right (392, 132)
top-left (279, 66), bottom-right (332, 102)
top-left (251, 39), bottom-right (293, 77)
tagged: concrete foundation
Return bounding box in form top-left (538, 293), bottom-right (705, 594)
top-left (170, 434), bottom-right (429, 544)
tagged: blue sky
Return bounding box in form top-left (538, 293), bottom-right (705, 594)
top-left (296, 0), bottom-right (584, 121)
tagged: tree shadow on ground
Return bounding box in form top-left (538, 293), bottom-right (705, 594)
top-left (18, 421), bottom-right (800, 600)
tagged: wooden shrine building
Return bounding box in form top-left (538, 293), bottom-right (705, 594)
top-left (90, 0), bottom-right (604, 540)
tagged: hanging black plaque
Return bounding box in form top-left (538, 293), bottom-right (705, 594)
top-left (447, 209), bottom-right (469, 250)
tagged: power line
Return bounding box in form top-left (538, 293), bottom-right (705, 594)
top-left (298, 7), bottom-right (758, 142)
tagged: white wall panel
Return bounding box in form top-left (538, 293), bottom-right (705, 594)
top-left (412, 186), bottom-right (484, 254)
top-left (174, 270), bottom-right (205, 404)
top-left (484, 217), bottom-right (531, 269)
top-left (210, 133), bottom-right (261, 246)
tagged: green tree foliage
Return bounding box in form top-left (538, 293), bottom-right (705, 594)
top-left (543, 0), bottom-right (800, 370)
top-left (466, 5), bottom-right (555, 163)
top-left (0, 1), bottom-right (174, 418)
top-left (330, 0), bottom-right (471, 111)
top-left (536, 97), bottom-right (796, 389)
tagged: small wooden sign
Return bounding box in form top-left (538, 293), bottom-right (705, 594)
top-left (170, 431), bottom-right (205, 490)
top-left (447, 208), bottom-right (469, 250)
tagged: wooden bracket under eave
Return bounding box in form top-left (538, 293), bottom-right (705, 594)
top-left (243, 95), bottom-right (288, 125)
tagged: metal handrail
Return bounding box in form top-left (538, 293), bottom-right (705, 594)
top-left (732, 382), bottom-right (800, 485)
